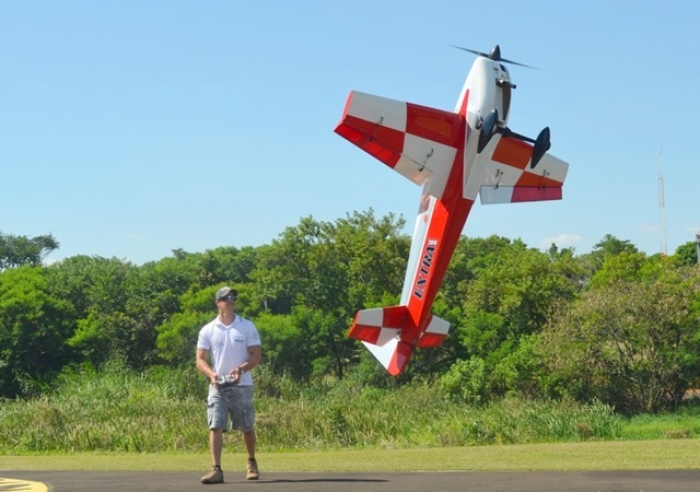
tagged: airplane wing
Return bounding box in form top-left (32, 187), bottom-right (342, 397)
top-left (334, 91), bottom-right (465, 192)
top-left (477, 135), bottom-right (569, 204)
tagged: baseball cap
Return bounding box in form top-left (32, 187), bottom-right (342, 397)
top-left (215, 286), bottom-right (238, 301)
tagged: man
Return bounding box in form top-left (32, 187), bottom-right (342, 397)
top-left (196, 286), bottom-right (262, 484)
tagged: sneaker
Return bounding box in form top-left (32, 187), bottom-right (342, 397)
top-left (246, 457), bottom-right (259, 480)
top-left (201, 466), bottom-right (224, 484)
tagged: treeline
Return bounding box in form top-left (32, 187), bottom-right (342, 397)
top-left (1, 210), bottom-right (699, 415)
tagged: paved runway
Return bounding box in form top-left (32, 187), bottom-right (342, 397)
top-left (3, 470), bottom-right (700, 492)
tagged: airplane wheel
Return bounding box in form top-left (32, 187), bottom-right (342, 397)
top-left (478, 109), bottom-right (499, 153)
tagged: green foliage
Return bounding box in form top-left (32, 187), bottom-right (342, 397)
top-left (248, 210), bottom-right (408, 378)
top-left (463, 397), bottom-right (622, 444)
top-left (592, 234), bottom-right (639, 261)
top-left (57, 257), bottom-right (162, 369)
top-left (187, 246), bottom-right (260, 290)
top-left (254, 311), bottom-right (309, 379)
top-left (0, 362), bottom-right (205, 453)
top-left (620, 400), bottom-right (700, 440)
top-left (452, 241), bottom-right (582, 399)
top-left (674, 241), bottom-right (699, 267)
top-left (155, 286), bottom-right (220, 365)
top-left (587, 251), bottom-right (651, 287)
top-left (0, 266), bottom-right (75, 397)
top-left (572, 234), bottom-right (640, 279)
top-left (249, 210), bottom-right (407, 316)
top-left (2, 219), bottom-right (700, 420)
top-left (440, 357), bottom-right (487, 404)
top-left (538, 263), bottom-right (700, 414)
top-left (0, 231), bottom-right (59, 269)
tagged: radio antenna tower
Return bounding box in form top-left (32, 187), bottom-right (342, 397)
top-left (657, 151), bottom-right (667, 256)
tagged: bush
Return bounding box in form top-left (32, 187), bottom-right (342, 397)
top-left (440, 358), bottom-right (487, 404)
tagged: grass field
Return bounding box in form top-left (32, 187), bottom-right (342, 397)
top-left (2, 440), bottom-right (700, 472)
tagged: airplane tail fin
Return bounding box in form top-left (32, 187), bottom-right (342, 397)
top-left (348, 306), bottom-right (450, 375)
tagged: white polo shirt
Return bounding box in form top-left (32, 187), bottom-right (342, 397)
top-left (197, 314), bottom-right (261, 386)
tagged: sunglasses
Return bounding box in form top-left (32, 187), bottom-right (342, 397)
top-left (220, 295), bottom-right (237, 302)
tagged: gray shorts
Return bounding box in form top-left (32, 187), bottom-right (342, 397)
top-left (207, 384), bottom-right (255, 433)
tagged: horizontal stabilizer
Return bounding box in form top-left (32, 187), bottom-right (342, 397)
top-left (348, 305), bottom-right (408, 346)
top-left (350, 307), bottom-right (450, 375)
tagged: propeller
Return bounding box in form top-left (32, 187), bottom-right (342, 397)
top-left (451, 44), bottom-right (537, 69)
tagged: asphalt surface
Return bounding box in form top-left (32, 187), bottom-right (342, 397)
top-left (3, 470), bottom-right (700, 492)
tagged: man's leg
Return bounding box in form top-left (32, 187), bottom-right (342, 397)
top-left (230, 386), bottom-right (259, 480)
top-left (202, 387), bottom-right (227, 484)
top-left (210, 428), bottom-right (224, 467)
top-left (243, 428), bottom-right (256, 458)
top-left (244, 429), bottom-right (258, 479)
top-left (201, 428), bottom-right (225, 484)
top-left (207, 386), bottom-right (227, 468)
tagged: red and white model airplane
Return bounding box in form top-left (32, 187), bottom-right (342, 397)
top-left (334, 45), bottom-right (569, 376)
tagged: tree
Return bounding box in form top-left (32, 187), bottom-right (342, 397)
top-left (587, 251), bottom-right (650, 288)
top-left (248, 210), bottom-right (409, 377)
top-left (156, 286), bottom-right (221, 366)
top-left (572, 234), bottom-right (641, 281)
top-left (538, 263), bottom-right (700, 414)
top-left (189, 246), bottom-right (260, 290)
top-left (592, 234), bottom-right (639, 258)
top-left (0, 266), bottom-right (74, 397)
top-left (674, 241), bottom-right (699, 267)
top-left (0, 231), bottom-right (59, 269)
top-left (49, 256), bottom-right (161, 369)
top-left (419, 236), bottom-right (527, 374)
top-left (439, 235), bottom-right (516, 308)
top-left (452, 242), bottom-right (582, 397)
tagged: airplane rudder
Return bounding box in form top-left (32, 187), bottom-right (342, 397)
top-left (388, 340), bottom-right (415, 375)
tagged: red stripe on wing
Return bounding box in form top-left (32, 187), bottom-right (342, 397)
top-left (515, 172), bottom-right (565, 188)
top-left (335, 115), bottom-right (405, 169)
top-left (406, 104), bottom-right (465, 148)
top-left (511, 186), bottom-right (563, 202)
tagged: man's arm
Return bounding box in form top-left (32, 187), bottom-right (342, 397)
top-left (196, 349), bottom-right (218, 385)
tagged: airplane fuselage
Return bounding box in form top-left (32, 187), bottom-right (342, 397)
top-left (399, 56), bottom-right (509, 343)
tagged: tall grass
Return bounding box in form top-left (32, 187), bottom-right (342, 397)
top-left (0, 364), bottom-right (628, 454)
top-left (0, 362), bottom-right (207, 453)
top-left (256, 381), bottom-right (622, 449)
top-left (620, 401), bottom-right (700, 440)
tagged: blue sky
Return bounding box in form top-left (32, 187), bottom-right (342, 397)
top-left (2, 1), bottom-right (698, 265)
